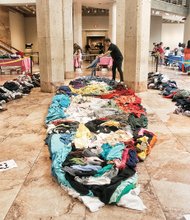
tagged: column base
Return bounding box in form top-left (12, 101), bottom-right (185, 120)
top-left (125, 81), bottom-right (147, 93)
top-left (40, 81), bottom-right (65, 93)
top-left (65, 71), bottom-right (75, 79)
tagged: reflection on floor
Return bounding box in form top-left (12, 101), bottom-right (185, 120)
top-left (1, 64), bottom-right (190, 220)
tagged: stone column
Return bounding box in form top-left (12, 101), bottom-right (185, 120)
top-left (36, 0), bottom-right (65, 92)
top-left (109, 3), bottom-right (116, 43)
top-left (116, 0), bottom-right (125, 57)
top-left (73, 1), bottom-right (82, 48)
top-left (63, 0), bottom-right (74, 78)
top-left (184, 7), bottom-right (190, 44)
top-left (124, 0), bottom-right (151, 92)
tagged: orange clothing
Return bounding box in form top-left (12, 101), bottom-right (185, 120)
top-left (184, 48), bottom-right (190, 60)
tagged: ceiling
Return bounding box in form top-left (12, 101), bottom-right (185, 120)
top-left (7, 0), bottom-right (114, 17)
top-left (151, 9), bottom-right (186, 23)
top-left (73, 0), bottom-right (115, 9)
top-left (9, 5), bottom-right (36, 16)
top-left (7, 0), bottom-right (186, 22)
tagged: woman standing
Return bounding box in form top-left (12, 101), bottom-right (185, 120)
top-left (184, 40), bottom-right (190, 75)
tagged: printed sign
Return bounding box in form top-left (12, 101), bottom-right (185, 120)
top-left (0, 159), bottom-right (17, 172)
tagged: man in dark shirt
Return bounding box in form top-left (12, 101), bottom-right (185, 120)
top-left (100, 38), bottom-right (124, 82)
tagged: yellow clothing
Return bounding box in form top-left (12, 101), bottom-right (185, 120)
top-left (70, 84), bottom-right (110, 95)
top-left (74, 123), bottom-right (93, 149)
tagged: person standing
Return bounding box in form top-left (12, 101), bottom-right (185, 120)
top-left (184, 40), bottom-right (190, 74)
top-left (100, 38), bottom-right (124, 82)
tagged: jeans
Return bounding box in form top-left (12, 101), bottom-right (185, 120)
top-left (112, 60), bottom-right (124, 81)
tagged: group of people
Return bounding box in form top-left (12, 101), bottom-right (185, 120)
top-left (73, 38), bottom-right (124, 83)
top-left (152, 40), bottom-right (190, 73)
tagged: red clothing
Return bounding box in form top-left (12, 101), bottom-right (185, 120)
top-left (157, 47), bottom-right (164, 55)
top-left (184, 48), bottom-right (190, 60)
top-left (100, 88), bottom-right (145, 117)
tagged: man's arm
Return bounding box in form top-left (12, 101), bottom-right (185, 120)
top-left (99, 50), bottom-right (111, 58)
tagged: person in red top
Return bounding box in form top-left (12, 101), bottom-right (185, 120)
top-left (184, 40), bottom-right (190, 74)
top-left (157, 42), bottom-right (164, 64)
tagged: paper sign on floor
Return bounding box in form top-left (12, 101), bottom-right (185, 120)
top-left (0, 159), bottom-right (17, 172)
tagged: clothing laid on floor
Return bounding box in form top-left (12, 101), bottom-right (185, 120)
top-left (45, 76), bottom-right (156, 212)
top-left (0, 74), bottom-right (40, 111)
top-left (148, 72), bottom-right (190, 118)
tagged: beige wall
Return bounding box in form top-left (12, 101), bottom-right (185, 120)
top-left (162, 23), bottom-right (184, 49)
top-left (149, 16), bottom-right (162, 50)
top-left (0, 6), bottom-right (11, 45)
top-left (82, 16), bottom-right (109, 30)
top-left (9, 11), bottom-right (25, 51)
top-left (82, 16), bottom-right (109, 50)
top-left (24, 17), bottom-right (38, 51)
top-left (82, 30), bottom-right (108, 50)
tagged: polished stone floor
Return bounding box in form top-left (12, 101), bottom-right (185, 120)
top-left (0, 65), bottom-right (190, 220)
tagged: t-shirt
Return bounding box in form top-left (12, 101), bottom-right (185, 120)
top-left (108, 43), bottom-right (123, 61)
top-left (184, 48), bottom-right (190, 60)
top-left (157, 47), bottom-right (164, 54)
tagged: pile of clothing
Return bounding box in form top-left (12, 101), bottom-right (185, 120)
top-left (173, 90), bottom-right (190, 116)
top-left (148, 72), bottom-right (190, 117)
top-left (0, 73), bottom-right (40, 111)
top-left (45, 76), bottom-right (157, 212)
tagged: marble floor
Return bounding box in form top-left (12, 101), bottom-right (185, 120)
top-left (0, 65), bottom-right (190, 220)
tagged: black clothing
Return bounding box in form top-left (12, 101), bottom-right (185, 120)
top-left (112, 60), bottom-right (124, 81)
top-left (85, 119), bottom-right (118, 134)
top-left (108, 43), bottom-right (123, 62)
top-left (89, 167), bottom-right (136, 204)
top-left (108, 43), bottom-right (124, 81)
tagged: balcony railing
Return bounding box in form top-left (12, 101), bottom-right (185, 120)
top-left (160, 0), bottom-right (189, 7)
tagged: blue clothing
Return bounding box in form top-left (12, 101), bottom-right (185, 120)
top-left (60, 133), bottom-right (74, 145)
top-left (58, 86), bottom-right (73, 96)
top-left (45, 94), bottom-right (70, 124)
top-left (48, 134), bottom-right (72, 187)
top-left (48, 133), bottom-right (94, 196)
top-left (101, 143), bottom-right (125, 161)
top-left (88, 57), bottom-right (100, 68)
top-left (71, 164), bottom-right (102, 172)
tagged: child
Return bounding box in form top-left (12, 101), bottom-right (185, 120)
top-left (74, 49), bottom-right (82, 70)
top-left (86, 56), bottom-right (100, 76)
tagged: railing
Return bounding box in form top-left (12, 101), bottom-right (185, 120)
top-left (0, 40), bottom-right (19, 54)
top-left (160, 0), bottom-right (189, 7)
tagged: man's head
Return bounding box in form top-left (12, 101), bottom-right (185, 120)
top-left (104, 38), bottom-right (111, 47)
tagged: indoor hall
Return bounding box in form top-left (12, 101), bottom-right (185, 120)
top-left (0, 0), bottom-right (190, 220)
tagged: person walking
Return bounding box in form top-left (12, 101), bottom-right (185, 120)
top-left (100, 38), bottom-right (124, 82)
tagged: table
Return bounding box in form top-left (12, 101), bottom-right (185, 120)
top-left (0, 57), bottom-right (31, 73)
top-left (98, 57), bottom-right (113, 68)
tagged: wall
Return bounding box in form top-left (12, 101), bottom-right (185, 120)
top-left (149, 15), bottom-right (162, 50)
top-left (9, 11), bottom-right (25, 51)
top-left (162, 23), bottom-right (184, 49)
top-left (0, 6), bottom-right (11, 45)
top-left (82, 16), bottom-right (109, 30)
top-left (82, 30), bottom-right (108, 49)
top-left (24, 17), bottom-right (38, 51)
top-left (184, 14), bottom-right (190, 44)
top-left (82, 16), bottom-right (109, 49)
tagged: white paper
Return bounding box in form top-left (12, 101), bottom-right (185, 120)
top-left (0, 159), bottom-right (17, 172)
top-left (184, 214), bottom-right (190, 220)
